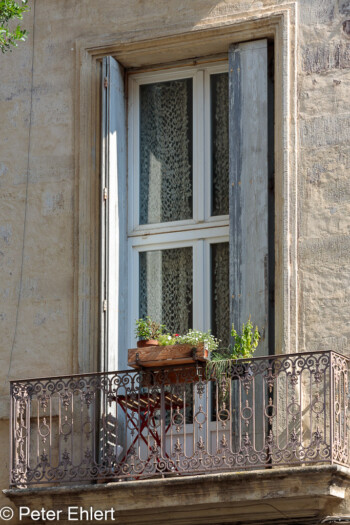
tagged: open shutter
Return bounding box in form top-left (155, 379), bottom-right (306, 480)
top-left (229, 39), bottom-right (273, 356)
top-left (101, 56), bottom-right (127, 371)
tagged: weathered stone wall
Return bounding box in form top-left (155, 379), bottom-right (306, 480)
top-left (298, 0), bottom-right (350, 353)
top-left (1, 0), bottom-right (350, 517)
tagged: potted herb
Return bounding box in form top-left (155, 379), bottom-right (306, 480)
top-left (157, 333), bottom-right (178, 346)
top-left (175, 329), bottom-right (219, 358)
top-left (207, 317), bottom-right (260, 379)
top-left (134, 316), bottom-right (166, 348)
top-left (129, 322), bottom-right (219, 370)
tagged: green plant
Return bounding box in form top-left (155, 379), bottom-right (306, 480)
top-left (134, 317), bottom-right (166, 341)
top-left (175, 329), bottom-right (219, 352)
top-left (207, 318), bottom-right (260, 378)
top-left (0, 0), bottom-right (29, 54)
top-left (230, 318), bottom-right (260, 359)
top-left (157, 333), bottom-right (177, 346)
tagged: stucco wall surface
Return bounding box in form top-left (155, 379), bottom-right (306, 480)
top-left (1, 0), bottom-right (350, 513)
top-left (298, 0), bottom-right (350, 354)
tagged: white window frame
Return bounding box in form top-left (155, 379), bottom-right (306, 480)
top-left (127, 62), bottom-right (230, 349)
top-left (128, 232), bottom-right (230, 349)
top-left (128, 62), bottom-right (229, 236)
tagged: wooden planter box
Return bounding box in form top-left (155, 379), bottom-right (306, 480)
top-left (128, 342), bottom-right (208, 370)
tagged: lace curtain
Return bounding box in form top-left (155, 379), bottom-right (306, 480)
top-left (139, 79), bottom-right (193, 225)
top-left (211, 73), bottom-right (229, 216)
top-left (139, 247), bottom-right (193, 334)
top-left (139, 244), bottom-right (229, 345)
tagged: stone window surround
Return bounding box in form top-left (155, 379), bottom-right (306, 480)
top-left (74, 2), bottom-right (297, 374)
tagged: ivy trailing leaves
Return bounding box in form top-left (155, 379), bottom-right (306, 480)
top-left (0, 0), bottom-right (29, 53)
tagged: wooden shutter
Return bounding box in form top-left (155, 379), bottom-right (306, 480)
top-left (229, 39), bottom-right (274, 356)
top-left (101, 56), bottom-right (127, 371)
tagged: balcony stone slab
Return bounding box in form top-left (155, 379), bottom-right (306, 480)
top-left (4, 465), bottom-right (350, 525)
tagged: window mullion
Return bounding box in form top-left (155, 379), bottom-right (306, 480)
top-left (128, 78), bottom-right (140, 233)
top-left (203, 240), bottom-right (211, 333)
top-left (204, 69), bottom-right (211, 222)
top-left (193, 70), bottom-right (204, 223)
top-left (128, 240), bottom-right (138, 349)
top-left (193, 240), bottom-right (205, 331)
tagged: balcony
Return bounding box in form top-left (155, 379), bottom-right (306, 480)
top-left (6, 350), bottom-right (350, 524)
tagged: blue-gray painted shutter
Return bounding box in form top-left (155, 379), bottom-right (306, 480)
top-left (229, 39), bottom-right (273, 356)
top-left (101, 56), bottom-right (127, 372)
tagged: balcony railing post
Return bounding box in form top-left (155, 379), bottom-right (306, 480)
top-left (329, 351), bottom-right (350, 467)
top-left (330, 351), bottom-right (334, 465)
top-left (10, 382), bottom-right (30, 487)
top-left (9, 381), bottom-right (13, 487)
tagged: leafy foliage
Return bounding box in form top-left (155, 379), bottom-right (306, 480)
top-left (157, 333), bottom-right (177, 346)
top-left (207, 318), bottom-right (260, 378)
top-left (230, 318), bottom-right (260, 359)
top-left (0, 0), bottom-right (29, 53)
top-left (134, 317), bottom-right (167, 341)
top-left (175, 329), bottom-right (219, 352)
top-left (134, 317), bottom-right (220, 350)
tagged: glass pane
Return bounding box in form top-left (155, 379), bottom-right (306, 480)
top-left (139, 247), bottom-right (193, 334)
top-left (211, 242), bottom-right (230, 348)
top-left (139, 78), bottom-right (193, 225)
top-left (211, 73), bottom-right (229, 216)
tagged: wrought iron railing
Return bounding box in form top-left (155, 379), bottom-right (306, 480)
top-left (10, 350), bottom-right (349, 487)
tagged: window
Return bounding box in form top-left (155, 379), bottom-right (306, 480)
top-left (101, 39), bottom-right (274, 371)
top-left (127, 64), bottom-right (230, 348)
